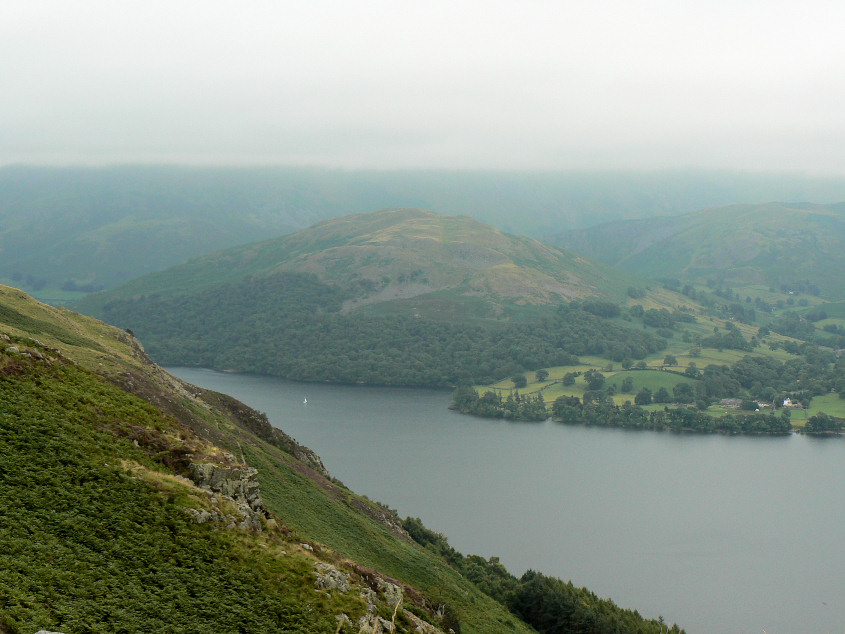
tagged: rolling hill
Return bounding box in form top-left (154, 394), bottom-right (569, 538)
top-left (74, 209), bottom-right (666, 386)
top-left (9, 164), bottom-right (845, 302)
top-left (556, 202), bottom-right (845, 299)
top-left (0, 285), bottom-right (683, 633)
top-left (80, 207), bottom-right (642, 308)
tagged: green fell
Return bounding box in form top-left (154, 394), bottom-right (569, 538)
top-left (73, 209), bottom-right (664, 387)
top-left (557, 202), bottom-right (845, 300)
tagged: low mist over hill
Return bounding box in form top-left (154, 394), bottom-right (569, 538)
top-left (81, 207), bottom-right (639, 308)
top-left (7, 165), bottom-right (845, 301)
top-left (557, 202), bottom-right (845, 299)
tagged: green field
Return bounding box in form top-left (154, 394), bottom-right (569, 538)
top-left (479, 326), bottom-right (817, 421)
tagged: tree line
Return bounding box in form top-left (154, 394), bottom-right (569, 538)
top-left (450, 385), bottom-right (549, 421)
top-left (551, 394), bottom-right (793, 434)
top-left (97, 273), bottom-right (664, 387)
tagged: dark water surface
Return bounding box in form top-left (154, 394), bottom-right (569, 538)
top-left (169, 367), bottom-right (845, 634)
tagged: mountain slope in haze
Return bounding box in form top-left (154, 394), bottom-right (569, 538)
top-left (0, 166), bottom-right (322, 302)
top-left (75, 209), bottom-right (666, 386)
top-left (0, 285), bottom-right (683, 634)
top-left (556, 202), bottom-right (845, 298)
top-left (82, 207), bottom-right (641, 309)
top-left (9, 164), bottom-right (845, 302)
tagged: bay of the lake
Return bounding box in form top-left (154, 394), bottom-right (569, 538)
top-left (169, 367), bottom-right (845, 634)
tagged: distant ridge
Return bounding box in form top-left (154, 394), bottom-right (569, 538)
top-left (8, 164), bottom-right (845, 300)
top-left (556, 202), bottom-right (845, 299)
top-left (80, 207), bottom-right (643, 311)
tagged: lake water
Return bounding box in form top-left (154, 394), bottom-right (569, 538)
top-left (169, 367), bottom-right (845, 634)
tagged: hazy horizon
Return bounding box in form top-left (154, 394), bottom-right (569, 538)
top-left (4, 1), bottom-right (845, 174)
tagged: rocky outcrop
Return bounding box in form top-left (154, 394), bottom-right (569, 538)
top-left (189, 463), bottom-right (262, 505)
top-left (313, 562), bottom-right (351, 592)
top-left (187, 462), bottom-right (268, 531)
top-left (195, 387), bottom-right (332, 479)
top-left (355, 614), bottom-right (397, 633)
top-left (377, 578), bottom-right (403, 608)
top-left (287, 439), bottom-right (330, 478)
top-left (402, 611), bottom-right (447, 634)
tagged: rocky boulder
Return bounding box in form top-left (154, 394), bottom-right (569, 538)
top-left (187, 462), bottom-right (267, 531)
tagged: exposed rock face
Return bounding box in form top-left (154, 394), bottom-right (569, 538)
top-left (377, 578), bottom-right (403, 608)
top-left (313, 562), bottom-right (351, 593)
top-left (355, 614), bottom-right (397, 633)
top-left (289, 442), bottom-right (330, 478)
top-left (189, 463), bottom-right (262, 506)
top-left (187, 462), bottom-right (267, 531)
top-left (402, 610), bottom-right (447, 634)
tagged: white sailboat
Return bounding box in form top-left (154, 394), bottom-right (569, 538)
top-left (303, 396), bottom-right (307, 405)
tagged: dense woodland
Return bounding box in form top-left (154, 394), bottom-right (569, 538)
top-left (97, 273), bottom-right (664, 387)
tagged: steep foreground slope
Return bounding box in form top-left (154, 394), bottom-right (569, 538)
top-left (557, 202), bottom-right (845, 299)
top-left (75, 209), bottom-right (664, 386)
top-left (0, 286), bottom-right (682, 633)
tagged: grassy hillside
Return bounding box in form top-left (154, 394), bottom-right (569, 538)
top-left (0, 285), bottom-right (528, 633)
top-left (557, 202), bottom-right (845, 300)
top-left (9, 165), bottom-right (845, 302)
top-left (79, 208), bottom-right (643, 308)
top-left (72, 210), bottom-right (670, 387)
top-left (0, 285), bottom-right (683, 633)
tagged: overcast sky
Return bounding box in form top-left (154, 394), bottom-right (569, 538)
top-left (3, 0), bottom-right (845, 172)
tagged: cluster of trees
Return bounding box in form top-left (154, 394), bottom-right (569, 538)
top-left (703, 350), bottom-right (841, 404)
top-left (578, 300), bottom-right (620, 318)
top-left (9, 271), bottom-right (47, 291)
top-left (770, 311), bottom-right (817, 340)
top-left (60, 280), bottom-right (105, 293)
top-left (633, 382), bottom-right (696, 405)
top-left (768, 310), bottom-right (845, 349)
top-left (804, 412), bottom-right (845, 433)
top-left (551, 394), bottom-right (793, 434)
top-left (98, 275), bottom-right (665, 387)
top-left (699, 322), bottom-right (753, 351)
top-left (454, 342), bottom-right (845, 430)
top-left (627, 305), bottom-right (696, 330)
top-left (782, 280), bottom-right (821, 296)
top-left (450, 385), bottom-right (548, 421)
top-left (402, 517), bottom-right (684, 634)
